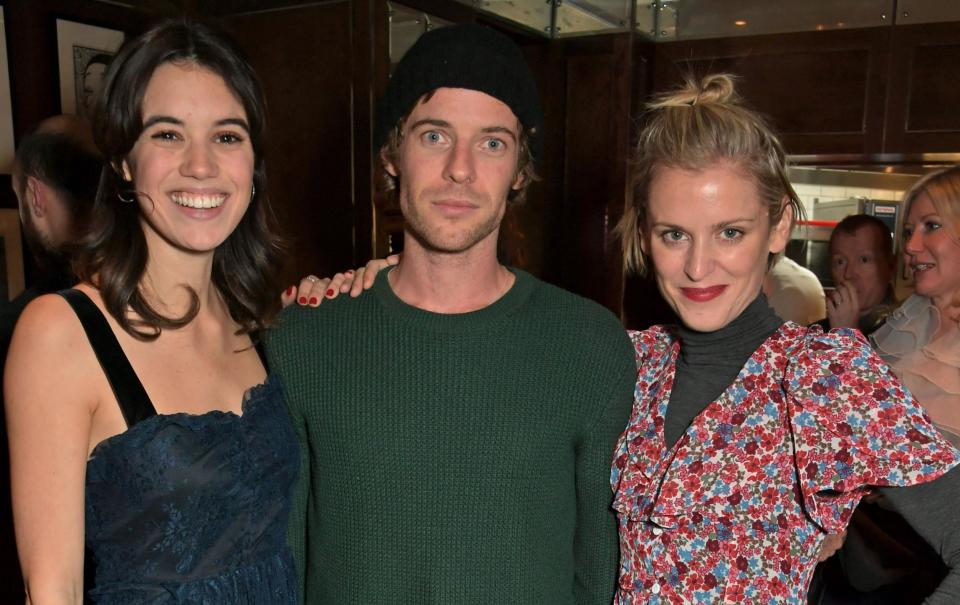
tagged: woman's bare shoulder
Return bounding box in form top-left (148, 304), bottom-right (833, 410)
top-left (16, 292), bottom-right (84, 342)
top-left (8, 289), bottom-right (101, 376)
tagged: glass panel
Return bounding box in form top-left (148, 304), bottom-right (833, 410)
top-left (555, 0), bottom-right (632, 36)
top-left (455, 0), bottom-right (631, 37)
top-left (897, 0), bottom-right (960, 25)
top-left (388, 2), bottom-right (452, 65)
top-left (638, 0), bottom-right (895, 41)
top-left (465, 0), bottom-right (553, 35)
top-left (636, 0), bottom-right (657, 37)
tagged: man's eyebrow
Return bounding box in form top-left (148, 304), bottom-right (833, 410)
top-left (481, 126), bottom-right (518, 143)
top-left (407, 118), bottom-right (451, 131)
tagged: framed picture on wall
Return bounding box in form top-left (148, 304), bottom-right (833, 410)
top-left (0, 209), bottom-right (24, 301)
top-left (0, 6), bottom-right (17, 174)
top-left (55, 19), bottom-right (124, 119)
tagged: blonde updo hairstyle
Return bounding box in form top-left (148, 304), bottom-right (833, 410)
top-left (617, 73), bottom-right (803, 274)
top-left (902, 164), bottom-right (960, 243)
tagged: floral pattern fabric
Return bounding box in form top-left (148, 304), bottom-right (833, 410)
top-left (611, 323), bottom-right (959, 604)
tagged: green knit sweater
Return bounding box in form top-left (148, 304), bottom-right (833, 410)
top-left (266, 269), bottom-right (635, 605)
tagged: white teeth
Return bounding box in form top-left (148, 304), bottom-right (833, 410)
top-left (171, 193), bottom-right (226, 209)
top-left (913, 264), bottom-right (934, 272)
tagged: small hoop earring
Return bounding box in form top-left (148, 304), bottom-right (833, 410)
top-left (251, 184), bottom-right (256, 201)
top-left (116, 178), bottom-right (137, 203)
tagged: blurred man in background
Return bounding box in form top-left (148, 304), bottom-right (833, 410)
top-left (823, 214), bottom-right (898, 335)
top-left (1, 115), bottom-right (101, 604)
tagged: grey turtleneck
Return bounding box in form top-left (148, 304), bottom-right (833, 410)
top-left (665, 292), bottom-right (783, 448)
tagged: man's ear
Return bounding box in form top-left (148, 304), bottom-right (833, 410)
top-left (380, 150), bottom-right (398, 179)
top-left (25, 176), bottom-right (46, 218)
top-left (511, 170), bottom-right (525, 191)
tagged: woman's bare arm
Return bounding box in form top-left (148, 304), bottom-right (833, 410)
top-left (5, 295), bottom-right (98, 605)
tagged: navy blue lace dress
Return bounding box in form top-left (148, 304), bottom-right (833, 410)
top-left (60, 290), bottom-right (299, 604)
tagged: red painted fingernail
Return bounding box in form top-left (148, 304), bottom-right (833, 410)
top-left (345, 270), bottom-right (354, 275)
top-left (325, 288), bottom-right (335, 298)
top-left (309, 296), bottom-right (318, 305)
top-left (285, 286), bottom-right (295, 295)
top-left (298, 296), bottom-right (307, 305)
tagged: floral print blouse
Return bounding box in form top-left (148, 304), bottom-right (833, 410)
top-left (611, 323), bottom-right (959, 604)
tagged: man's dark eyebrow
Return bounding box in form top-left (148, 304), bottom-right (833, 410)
top-left (407, 118), bottom-right (451, 131)
top-left (142, 115), bottom-right (250, 133)
top-left (481, 126), bottom-right (518, 143)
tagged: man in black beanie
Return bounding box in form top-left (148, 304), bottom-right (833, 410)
top-left (268, 23), bottom-right (634, 605)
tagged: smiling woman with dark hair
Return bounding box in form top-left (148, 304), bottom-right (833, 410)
top-left (5, 19), bottom-right (297, 604)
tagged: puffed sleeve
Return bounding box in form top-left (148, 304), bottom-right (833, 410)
top-left (784, 326), bottom-right (960, 534)
top-left (611, 326), bottom-right (671, 512)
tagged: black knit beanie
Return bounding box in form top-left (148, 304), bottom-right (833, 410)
top-left (374, 23), bottom-right (544, 165)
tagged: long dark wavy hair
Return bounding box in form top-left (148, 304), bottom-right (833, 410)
top-left (73, 19), bottom-right (285, 340)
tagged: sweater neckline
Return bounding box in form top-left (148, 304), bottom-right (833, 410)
top-left (372, 266), bottom-right (534, 332)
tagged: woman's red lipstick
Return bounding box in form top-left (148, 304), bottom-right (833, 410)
top-left (681, 285), bottom-right (727, 302)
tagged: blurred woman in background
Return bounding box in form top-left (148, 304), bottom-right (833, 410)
top-left (872, 166), bottom-right (960, 446)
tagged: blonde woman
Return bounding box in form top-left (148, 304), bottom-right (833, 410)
top-left (611, 74), bottom-right (960, 604)
top-left (872, 166), bottom-right (960, 446)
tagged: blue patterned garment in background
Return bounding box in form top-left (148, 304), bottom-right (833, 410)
top-left (84, 376), bottom-right (299, 604)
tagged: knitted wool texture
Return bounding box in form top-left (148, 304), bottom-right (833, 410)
top-left (266, 269), bottom-right (635, 604)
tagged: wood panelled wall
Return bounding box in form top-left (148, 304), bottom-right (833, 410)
top-left (886, 21), bottom-right (960, 153)
top-left (220, 3), bottom-right (358, 285)
top-left (653, 21), bottom-right (960, 158)
top-left (653, 27), bottom-right (891, 155)
top-left (533, 33), bottom-right (639, 314)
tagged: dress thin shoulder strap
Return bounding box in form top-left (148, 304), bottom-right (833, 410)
top-left (57, 289), bottom-right (157, 428)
